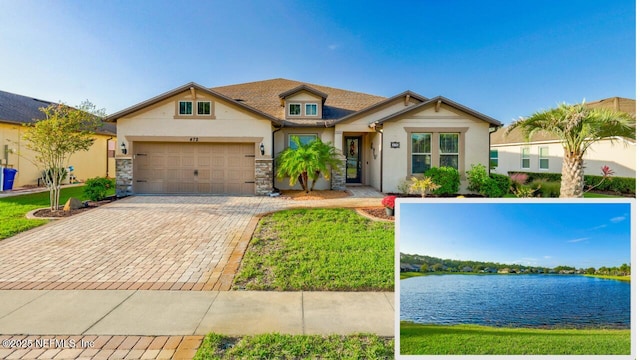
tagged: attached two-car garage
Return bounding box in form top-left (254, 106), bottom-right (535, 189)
top-left (132, 142), bottom-right (256, 195)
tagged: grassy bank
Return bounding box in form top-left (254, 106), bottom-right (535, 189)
top-left (400, 322), bottom-right (630, 355)
top-left (0, 186), bottom-right (102, 240)
top-left (194, 333), bottom-right (394, 359)
top-left (233, 208), bottom-right (394, 291)
top-left (583, 274), bottom-right (631, 282)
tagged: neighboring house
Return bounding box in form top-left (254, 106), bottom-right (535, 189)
top-left (106, 79), bottom-right (502, 196)
top-left (0, 90), bottom-right (117, 188)
top-left (491, 97), bottom-right (636, 178)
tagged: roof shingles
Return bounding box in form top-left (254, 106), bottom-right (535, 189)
top-left (211, 78), bottom-right (387, 121)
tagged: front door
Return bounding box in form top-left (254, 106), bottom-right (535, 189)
top-left (345, 136), bottom-right (362, 183)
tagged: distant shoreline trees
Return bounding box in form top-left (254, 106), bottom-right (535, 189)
top-left (400, 253), bottom-right (630, 276)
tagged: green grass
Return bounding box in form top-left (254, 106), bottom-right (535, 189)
top-left (194, 333), bottom-right (394, 360)
top-left (0, 186), bottom-right (113, 240)
top-left (584, 274), bottom-right (631, 282)
top-left (400, 322), bottom-right (630, 355)
top-left (233, 208), bottom-right (394, 291)
top-left (400, 271), bottom-right (425, 280)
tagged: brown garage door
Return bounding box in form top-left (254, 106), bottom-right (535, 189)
top-left (133, 142), bottom-right (255, 194)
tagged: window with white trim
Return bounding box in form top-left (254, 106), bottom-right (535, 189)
top-left (539, 146), bottom-right (549, 170)
top-left (288, 134), bottom-right (318, 149)
top-left (197, 101), bottom-right (211, 115)
top-left (179, 101), bottom-right (193, 115)
top-left (490, 149), bottom-right (498, 168)
top-left (305, 103), bottom-right (318, 116)
top-left (439, 133), bottom-right (459, 169)
top-left (521, 147), bottom-right (530, 169)
top-left (288, 103), bottom-right (301, 116)
top-left (411, 133), bottom-right (432, 174)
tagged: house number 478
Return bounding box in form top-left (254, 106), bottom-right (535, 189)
top-left (189, 137), bottom-right (199, 142)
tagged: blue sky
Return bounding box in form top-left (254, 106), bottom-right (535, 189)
top-left (0, 1), bottom-right (634, 123)
top-left (398, 201), bottom-right (633, 269)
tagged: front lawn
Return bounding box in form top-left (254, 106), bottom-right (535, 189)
top-left (194, 333), bottom-right (393, 359)
top-left (233, 208), bottom-right (394, 291)
top-left (0, 186), bottom-right (112, 240)
top-left (400, 322), bottom-right (630, 355)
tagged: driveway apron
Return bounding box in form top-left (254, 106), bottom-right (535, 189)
top-left (0, 196), bottom-right (289, 291)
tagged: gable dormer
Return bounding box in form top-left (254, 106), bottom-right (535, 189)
top-left (279, 85), bottom-right (327, 120)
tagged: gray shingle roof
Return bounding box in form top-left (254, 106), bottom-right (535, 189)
top-left (0, 90), bottom-right (116, 135)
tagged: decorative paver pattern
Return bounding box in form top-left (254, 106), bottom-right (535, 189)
top-left (0, 196), bottom-right (288, 291)
top-left (0, 335), bottom-right (203, 359)
top-left (0, 188), bottom-right (383, 292)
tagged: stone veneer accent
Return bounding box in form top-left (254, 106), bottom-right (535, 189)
top-left (115, 158), bottom-right (133, 197)
top-left (331, 155), bottom-right (346, 191)
top-left (255, 159), bottom-right (273, 195)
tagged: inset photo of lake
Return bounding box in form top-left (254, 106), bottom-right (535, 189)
top-left (396, 199), bottom-right (634, 358)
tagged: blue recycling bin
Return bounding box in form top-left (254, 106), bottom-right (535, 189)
top-left (2, 168), bottom-right (18, 191)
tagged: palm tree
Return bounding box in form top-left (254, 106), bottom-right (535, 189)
top-left (276, 136), bottom-right (341, 193)
top-left (506, 102), bottom-right (634, 197)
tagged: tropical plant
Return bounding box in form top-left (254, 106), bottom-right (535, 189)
top-left (409, 176), bottom-right (440, 198)
top-left (275, 137), bottom-right (341, 193)
top-left (22, 101), bottom-right (104, 210)
top-left (506, 102), bottom-right (635, 197)
top-left (509, 173), bottom-right (538, 198)
top-left (424, 166), bottom-right (460, 195)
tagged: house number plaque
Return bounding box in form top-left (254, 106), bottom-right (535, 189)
top-left (390, 141), bottom-right (400, 148)
top-left (189, 137), bottom-right (199, 142)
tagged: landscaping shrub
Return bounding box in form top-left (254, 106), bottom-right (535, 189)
top-left (507, 171), bottom-right (634, 195)
top-left (466, 164), bottom-right (505, 198)
top-left (585, 175), bottom-right (635, 195)
top-left (83, 177), bottom-right (115, 201)
top-left (489, 173), bottom-right (510, 196)
top-left (531, 180), bottom-right (560, 197)
top-left (424, 166), bottom-right (460, 195)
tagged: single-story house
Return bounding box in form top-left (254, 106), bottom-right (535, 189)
top-left (106, 79), bottom-right (502, 196)
top-left (491, 97), bottom-right (636, 178)
top-left (0, 90), bottom-right (116, 189)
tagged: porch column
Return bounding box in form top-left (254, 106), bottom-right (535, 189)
top-left (255, 158), bottom-right (273, 195)
top-left (115, 157), bottom-right (133, 197)
top-left (331, 155), bottom-right (346, 191)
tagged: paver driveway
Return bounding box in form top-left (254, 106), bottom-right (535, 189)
top-left (0, 196), bottom-right (290, 291)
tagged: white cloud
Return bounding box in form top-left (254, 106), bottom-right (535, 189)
top-left (610, 216), bottom-right (626, 223)
top-left (544, 256), bottom-right (552, 259)
top-left (328, 44), bottom-right (339, 50)
top-left (567, 237), bottom-right (589, 243)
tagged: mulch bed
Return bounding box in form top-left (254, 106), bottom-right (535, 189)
top-left (359, 207), bottom-right (394, 221)
top-left (32, 197), bottom-right (118, 218)
top-left (279, 190), bottom-right (350, 200)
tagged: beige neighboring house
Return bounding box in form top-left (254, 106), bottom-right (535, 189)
top-left (0, 90), bottom-right (117, 189)
top-left (106, 79), bottom-right (502, 196)
top-left (491, 97), bottom-right (636, 178)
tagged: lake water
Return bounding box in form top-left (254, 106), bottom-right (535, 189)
top-left (401, 274), bottom-right (630, 328)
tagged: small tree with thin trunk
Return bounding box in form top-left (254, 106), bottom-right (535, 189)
top-left (22, 101), bottom-right (104, 210)
top-left (506, 102), bottom-right (634, 198)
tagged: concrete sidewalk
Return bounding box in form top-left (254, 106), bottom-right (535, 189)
top-left (0, 290), bottom-right (394, 337)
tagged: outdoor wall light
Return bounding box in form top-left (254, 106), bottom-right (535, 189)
top-left (120, 142), bottom-right (128, 155)
top-left (260, 143), bottom-right (265, 155)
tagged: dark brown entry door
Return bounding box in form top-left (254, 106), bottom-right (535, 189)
top-left (345, 136), bottom-right (362, 183)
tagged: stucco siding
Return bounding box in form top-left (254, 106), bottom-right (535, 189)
top-left (116, 92), bottom-right (273, 157)
top-left (380, 106), bottom-right (491, 193)
top-left (335, 99), bottom-right (419, 138)
top-left (492, 138), bottom-right (636, 178)
top-left (0, 122), bottom-right (114, 188)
